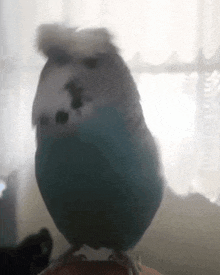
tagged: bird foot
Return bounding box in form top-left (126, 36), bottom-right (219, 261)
top-left (108, 251), bottom-right (142, 275)
top-left (59, 245), bottom-right (86, 265)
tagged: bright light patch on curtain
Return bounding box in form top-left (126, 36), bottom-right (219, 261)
top-left (137, 73), bottom-right (197, 196)
top-left (138, 73), bottom-right (196, 140)
top-left (0, 179), bottom-right (7, 198)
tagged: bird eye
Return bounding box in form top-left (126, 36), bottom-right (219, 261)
top-left (48, 48), bottom-right (71, 66)
top-left (83, 57), bottom-right (99, 69)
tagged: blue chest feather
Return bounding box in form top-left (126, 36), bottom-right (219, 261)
top-left (35, 108), bottom-right (163, 250)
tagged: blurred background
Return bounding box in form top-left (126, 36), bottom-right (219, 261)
top-left (1, 0), bottom-right (220, 274)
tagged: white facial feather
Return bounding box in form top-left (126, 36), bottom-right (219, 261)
top-left (32, 63), bottom-right (103, 129)
top-left (37, 24), bottom-right (117, 58)
top-left (32, 66), bottom-right (73, 126)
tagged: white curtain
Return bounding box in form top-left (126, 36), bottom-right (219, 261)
top-left (1, 0), bottom-right (220, 208)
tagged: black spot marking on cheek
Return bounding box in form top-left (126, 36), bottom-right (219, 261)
top-left (72, 94), bottom-right (83, 109)
top-left (55, 111), bottom-right (69, 124)
top-left (65, 80), bottom-right (84, 110)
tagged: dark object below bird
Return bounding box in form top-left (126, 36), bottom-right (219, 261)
top-left (0, 228), bottom-right (53, 275)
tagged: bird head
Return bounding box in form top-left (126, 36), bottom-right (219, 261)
top-left (32, 24), bottom-right (139, 135)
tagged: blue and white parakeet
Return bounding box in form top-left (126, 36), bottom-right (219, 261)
top-left (32, 24), bottom-right (164, 273)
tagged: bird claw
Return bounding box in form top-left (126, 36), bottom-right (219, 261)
top-left (71, 254), bottom-right (87, 261)
top-left (108, 251), bottom-right (141, 275)
top-left (59, 245), bottom-right (86, 265)
top-left (134, 255), bottom-right (143, 272)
